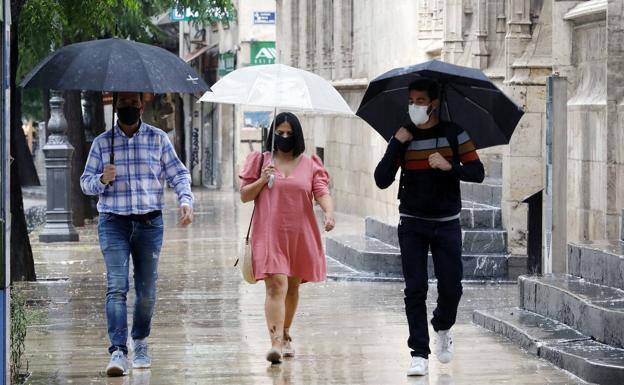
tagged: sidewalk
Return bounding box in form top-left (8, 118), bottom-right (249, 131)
top-left (18, 190), bottom-right (588, 385)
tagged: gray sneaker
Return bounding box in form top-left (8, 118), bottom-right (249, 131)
top-left (106, 349), bottom-right (128, 376)
top-left (133, 339), bottom-right (151, 369)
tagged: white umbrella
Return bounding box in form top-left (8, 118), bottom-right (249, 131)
top-left (199, 63), bottom-right (353, 187)
top-left (198, 63), bottom-right (353, 115)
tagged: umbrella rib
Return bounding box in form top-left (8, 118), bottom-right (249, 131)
top-left (467, 85), bottom-right (504, 93)
top-left (246, 72), bottom-right (264, 105)
top-left (102, 45), bottom-right (116, 91)
top-left (357, 87), bottom-right (408, 114)
top-left (448, 83), bottom-right (495, 115)
top-left (136, 47), bottom-right (157, 92)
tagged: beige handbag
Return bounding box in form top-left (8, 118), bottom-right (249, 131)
top-left (234, 154), bottom-right (264, 284)
top-left (237, 221), bottom-right (257, 284)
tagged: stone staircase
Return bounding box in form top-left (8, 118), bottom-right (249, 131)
top-left (326, 158), bottom-right (526, 280)
top-left (473, 226), bottom-right (624, 384)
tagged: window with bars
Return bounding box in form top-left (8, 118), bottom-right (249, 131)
top-left (418, 0), bottom-right (444, 38)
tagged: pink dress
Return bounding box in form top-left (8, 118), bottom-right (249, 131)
top-left (239, 151), bottom-right (330, 282)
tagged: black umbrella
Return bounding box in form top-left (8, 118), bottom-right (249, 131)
top-left (20, 38), bottom-right (210, 164)
top-left (356, 60), bottom-right (524, 149)
top-left (20, 38), bottom-right (209, 93)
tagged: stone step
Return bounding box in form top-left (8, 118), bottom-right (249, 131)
top-left (520, 274), bottom-right (624, 349)
top-left (568, 241), bottom-right (624, 290)
top-left (461, 179), bottom-right (502, 206)
top-left (365, 217), bottom-right (507, 254)
top-left (326, 234), bottom-right (512, 279)
top-left (473, 307), bottom-right (624, 385)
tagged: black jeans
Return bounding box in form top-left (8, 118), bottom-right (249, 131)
top-left (397, 216), bottom-right (463, 358)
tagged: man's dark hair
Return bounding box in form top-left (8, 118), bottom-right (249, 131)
top-left (265, 112), bottom-right (305, 157)
top-left (408, 79), bottom-right (440, 101)
top-left (112, 92), bottom-right (144, 104)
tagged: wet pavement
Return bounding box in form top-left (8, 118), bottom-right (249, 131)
top-left (19, 190), bottom-right (589, 385)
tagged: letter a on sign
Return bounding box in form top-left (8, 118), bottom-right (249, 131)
top-left (251, 42), bottom-right (276, 65)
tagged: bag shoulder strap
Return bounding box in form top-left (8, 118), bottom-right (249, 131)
top-left (397, 139), bottom-right (408, 200)
top-left (443, 122), bottom-right (460, 165)
top-left (245, 152), bottom-right (265, 241)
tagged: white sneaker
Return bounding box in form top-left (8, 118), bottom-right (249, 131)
top-left (406, 356), bottom-right (429, 376)
top-left (435, 329), bottom-right (454, 364)
top-left (106, 349), bottom-right (128, 376)
top-left (132, 338), bottom-right (151, 369)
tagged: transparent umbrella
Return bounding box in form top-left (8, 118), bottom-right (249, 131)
top-left (199, 63), bottom-right (353, 187)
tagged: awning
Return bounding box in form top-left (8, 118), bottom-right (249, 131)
top-left (183, 45), bottom-right (211, 63)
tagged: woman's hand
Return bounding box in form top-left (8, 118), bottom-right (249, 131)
top-left (260, 164), bottom-right (275, 184)
top-left (324, 212), bottom-right (335, 232)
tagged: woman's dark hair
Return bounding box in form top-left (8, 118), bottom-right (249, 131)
top-left (408, 79), bottom-right (440, 101)
top-left (264, 112), bottom-right (305, 156)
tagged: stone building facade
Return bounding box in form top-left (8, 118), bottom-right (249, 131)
top-left (275, 0), bottom-right (624, 255)
top-left (552, 0), bottom-right (624, 242)
top-left (177, 0), bottom-right (276, 190)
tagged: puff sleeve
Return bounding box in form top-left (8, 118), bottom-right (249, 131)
top-left (239, 151), bottom-right (265, 189)
top-left (311, 155), bottom-right (330, 199)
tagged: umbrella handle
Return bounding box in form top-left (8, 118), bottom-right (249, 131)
top-left (267, 107), bottom-right (277, 189)
top-left (109, 94), bottom-right (115, 186)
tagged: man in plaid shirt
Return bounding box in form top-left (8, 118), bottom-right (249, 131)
top-left (80, 92), bottom-right (193, 376)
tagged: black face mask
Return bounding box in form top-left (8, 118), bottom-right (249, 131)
top-left (274, 134), bottom-right (296, 153)
top-left (117, 106), bottom-right (141, 126)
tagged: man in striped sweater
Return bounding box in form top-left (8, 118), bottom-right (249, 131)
top-left (374, 79), bottom-right (485, 376)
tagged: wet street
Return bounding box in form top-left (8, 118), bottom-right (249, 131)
top-left (19, 190), bottom-right (588, 385)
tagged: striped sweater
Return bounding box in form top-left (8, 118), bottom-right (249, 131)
top-left (375, 121), bottom-right (485, 219)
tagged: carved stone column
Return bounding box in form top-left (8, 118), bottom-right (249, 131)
top-left (443, 0), bottom-right (465, 63)
top-left (505, 0), bottom-right (532, 80)
top-left (39, 91), bottom-right (79, 242)
top-left (472, 0), bottom-right (490, 69)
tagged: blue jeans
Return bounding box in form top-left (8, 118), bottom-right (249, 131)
top-left (397, 217), bottom-right (463, 359)
top-left (98, 212), bottom-right (164, 355)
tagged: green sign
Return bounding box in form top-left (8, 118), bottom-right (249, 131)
top-left (218, 52), bottom-right (235, 77)
top-left (250, 41), bottom-right (276, 65)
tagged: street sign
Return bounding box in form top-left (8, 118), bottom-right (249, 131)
top-left (170, 7), bottom-right (199, 21)
top-left (250, 42), bottom-right (276, 65)
top-left (253, 12), bottom-right (275, 24)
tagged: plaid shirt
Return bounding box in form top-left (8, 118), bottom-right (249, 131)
top-left (80, 121), bottom-right (193, 215)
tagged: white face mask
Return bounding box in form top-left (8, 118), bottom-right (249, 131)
top-left (408, 104), bottom-right (432, 126)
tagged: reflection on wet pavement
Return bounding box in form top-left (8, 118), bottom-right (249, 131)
top-left (20, 190), bottom-right (588, 384)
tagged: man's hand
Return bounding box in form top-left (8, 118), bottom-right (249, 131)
top-left (429, 152), bottom-right (453, 171)
top-left (394, 127), bottom-right (414, 143)
top-left (323, 212), bottom-right (335, 232)
top-left (179, 205), bottom-right (193, 226)
top-left (101, 164), bottom-right (116, 184)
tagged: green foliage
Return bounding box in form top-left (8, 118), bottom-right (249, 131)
top-left (10, 287), bottom-right (28, 384)
top-left (168, 0), bottom-right (237, 23)
top-left (16, 0), bottom-right (234, 121)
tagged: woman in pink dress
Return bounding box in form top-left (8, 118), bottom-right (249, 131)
top-left (239, 112), bottom-right (335, 364)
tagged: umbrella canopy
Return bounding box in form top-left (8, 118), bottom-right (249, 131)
top-left (199, 64), bottom-right (353, 115)
top-left (356, 60), bottom-right (524, 149)
top-left (20, 38), bottom-right (209, 93)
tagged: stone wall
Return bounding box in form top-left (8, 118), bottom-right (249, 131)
top-left (552, 0), bottom-right (624, 242)
top-left (275, 0), bottom-right (444, 221)
top-left (607, 0), bottom-right (624, 242)
top-left (276, 0), bottom-right (624, 250)
top-left (441, 0), bottom-right (551, 254)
